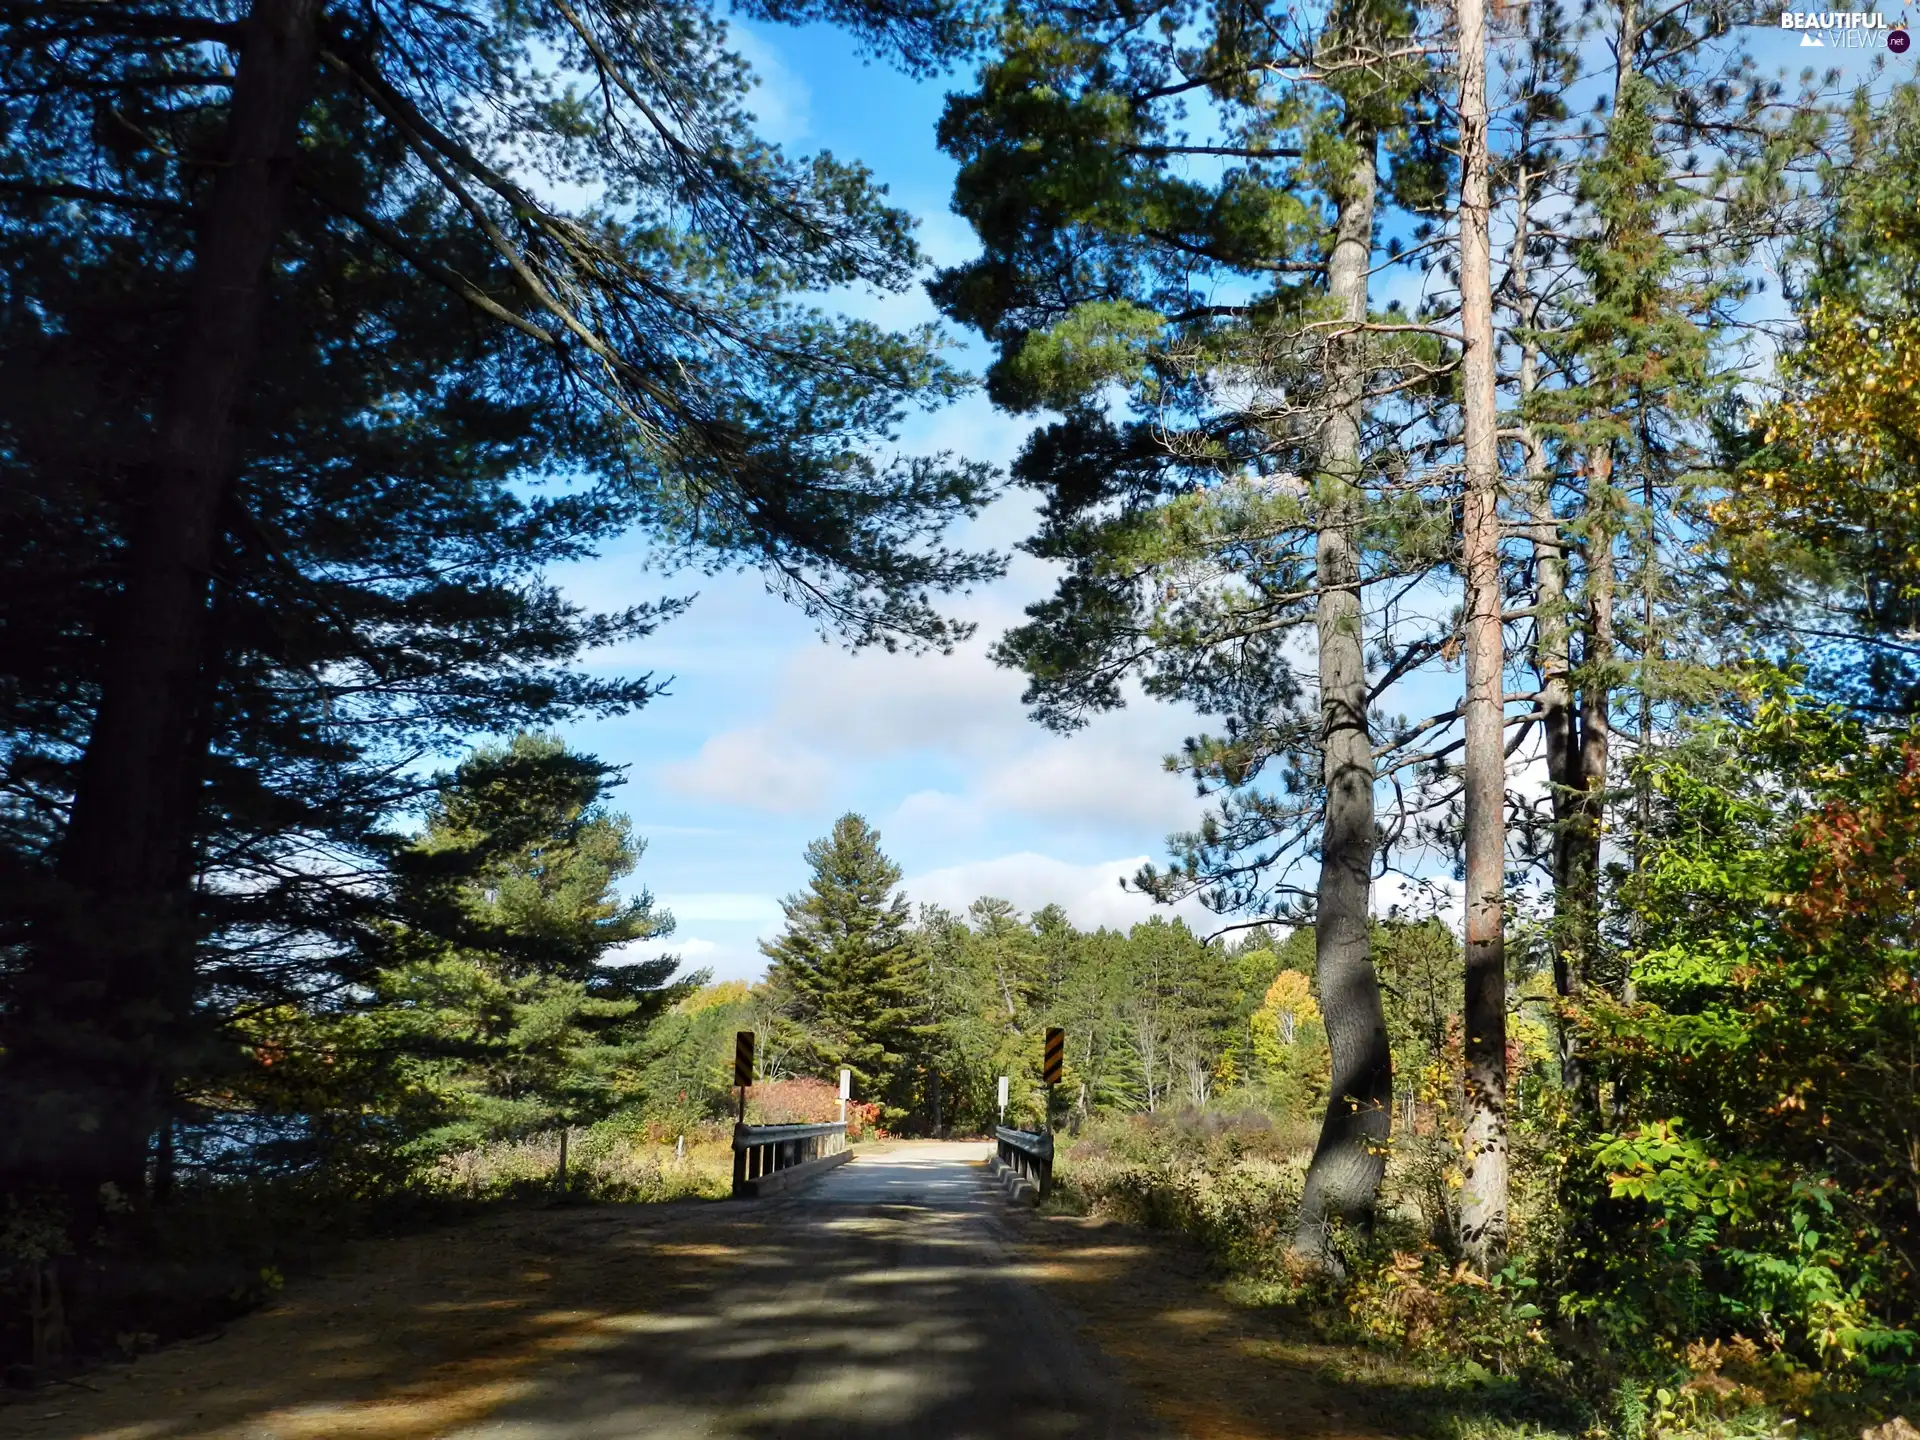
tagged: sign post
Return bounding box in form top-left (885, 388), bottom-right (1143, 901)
top-left (996, 1074), bottom-right (1008, 1125)
top-left (733, 1030), bottom-right (755, 1124)
top-left (838, 1067), bottom-right (851, 1124)
top-left (732, 1030), bottom-right (755, 1192)
top-left (1043, 1027), bottom-right (1064, 1132)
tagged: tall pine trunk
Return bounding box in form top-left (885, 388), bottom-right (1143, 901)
top-left (1512, 161), bottom-right (1587, 1108)
top-left (1293, 119), bottom-right (1393, 1265)
top-left (1550, 1), bottom-right (1636, 1118)
top-left (2, 0), bottom-right (322, 1202)
top-left (1568, 446), bottom-right (1615, 1034)
top-left (1456, 0), bottom-right (1509, 1273)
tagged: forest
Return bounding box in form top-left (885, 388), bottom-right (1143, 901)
top-left (0, 0), bottom-right (1917, 1433)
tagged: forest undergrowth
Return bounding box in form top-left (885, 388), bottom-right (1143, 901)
top-left (1050, 1110), bottom-right (1919, 1440)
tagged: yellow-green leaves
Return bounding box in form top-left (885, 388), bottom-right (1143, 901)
top-left (1001, 300), bottom-right (1167, 411)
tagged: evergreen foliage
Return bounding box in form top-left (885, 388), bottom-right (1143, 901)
top-left (0, 0), bottom-right (997, 1214)
top-left (760, 815), bottom-right (923, 1117)
top-left (1572, 692), bottom-right (1918, 1369)
top-left (217, 734), bottom-right (681, 1173)
top-left (368, 734), bottom-right (683, 1157)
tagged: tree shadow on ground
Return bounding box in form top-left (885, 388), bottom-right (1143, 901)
top-left (0, 1147), bottom-right (1580, 1440)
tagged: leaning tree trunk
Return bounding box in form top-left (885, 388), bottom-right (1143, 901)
top-left (1292, 118), bottom-right (1394, 1267)
top-left (1456, 0), bottom-right (1509, 1275)
top-left (1, 0), bottom-right (323, 1204)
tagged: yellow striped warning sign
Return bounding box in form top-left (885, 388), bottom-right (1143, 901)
top-left (734, 1030), bottom-right (755, 1088)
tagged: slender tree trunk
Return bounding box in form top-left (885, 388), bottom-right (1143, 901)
top-left (1293, 119), bottom-right (1393, 1267)
top-left (1570, 447), bottom-right (1615, 928)
top-left (1614, 0), bottom-right (1639, 110)
top-left (1550, 1), bottom-right (1636, 1121)
top-left (1511, 159), bottom-right (1586, 1106)
top-left (1567, 449), bottom-right (1615, 1113)
top-left (0, 0), bottom-right (322, 1201)
top-left (1630, 460), bottom-right (1653, 1001)
top-left (1457, 0), bottom-right (1509, 1274)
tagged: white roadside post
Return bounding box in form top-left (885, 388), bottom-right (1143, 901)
top-left (997, 1075), bottom-right (1008, 1126)
top-left (839, 1067), bottom-right (851, 1125)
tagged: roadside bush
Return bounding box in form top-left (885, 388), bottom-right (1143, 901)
top-left (1054, 1109), bottom-right (1312, 1280)
top-left (746, 1077), bottom-right (883, 1139)
top-left (1343, 1248), bottom-right (1560, 1384)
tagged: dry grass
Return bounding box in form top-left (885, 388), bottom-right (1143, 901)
top-left (428, 1127), bottom-right (733, 1203)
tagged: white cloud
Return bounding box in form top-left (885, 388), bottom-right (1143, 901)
top-left (912, 208), bottom-right (988, 270)
top-left (903, 852), bottom-right (1215, 933)
top-left (727, 24), bottom-right (811, 145)
top-left (602, 935), bottom-right (718, 967)
top-left (666, 609), bottom-right (1210, 836)
top-left (605, 933), bottom-right (777, 985)
top-left (780, 638), bottom-right (1023, 759)
top-left (981, 731), bottom-right (1200, 833)
top-left (886, 788), bottom-right (984, 838)
top-left (658, 726), bottom-right (832, 813)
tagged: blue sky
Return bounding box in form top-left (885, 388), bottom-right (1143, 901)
top-left (550, 9), bottom-right (1911, 986)
top-left (551, 18), bottom-right (1227, 984)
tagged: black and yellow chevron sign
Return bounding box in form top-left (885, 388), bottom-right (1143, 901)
top-left (1043, 1027), bottom-right (1064, 1086)
top-left (734, 1029), bottom-right (755, 1088)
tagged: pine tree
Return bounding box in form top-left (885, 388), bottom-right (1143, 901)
top-left (1509, 0), bottom-right (1821, 1125)
top-left (1454, 0), bottom-right (1509, 1276)
top-left (761, 815), bottom-right (922, 1119)
top-left (369, 735), bottom-right (679, 1156)
top-left (235, 733), bottom-right (680, 1173)
top-left (0, 0), bottom-right (994, 1207)
top-left (934, 0), bottom-right (1447, 1256)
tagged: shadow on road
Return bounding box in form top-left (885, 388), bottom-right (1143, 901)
top-left (0, 1146), bottom-right (1133, 1439)
top-left (0, 1144), bottom-right (1567, 1440)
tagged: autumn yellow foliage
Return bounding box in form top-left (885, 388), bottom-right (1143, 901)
top-left (1718, 302), bottom-right (1920, 604)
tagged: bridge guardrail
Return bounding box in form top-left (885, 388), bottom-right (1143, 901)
top-left (993, 1125), bottom-right (1053, 1202)
top-left (732, 1120), bottom-right (848, 1197)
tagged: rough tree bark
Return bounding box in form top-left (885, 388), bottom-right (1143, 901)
top-left (1, 0), bottom-right (324, 1201)
top-left (1456, 0), bottom-right (1509, 1274)
top-left (1292, 118), bottom-right (1394, 1266)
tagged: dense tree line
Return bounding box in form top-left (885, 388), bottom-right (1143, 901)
top-left (658, 812), bottom-right (1465, 1146)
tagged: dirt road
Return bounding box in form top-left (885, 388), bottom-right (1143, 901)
top-left (2, 1143), bottom-right (1422, 1440)
top-left (1, 1144), bottom-right (1153, 1439)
